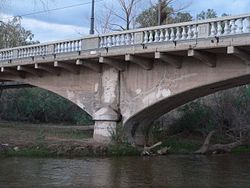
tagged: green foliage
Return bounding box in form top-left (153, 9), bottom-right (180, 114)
top-left (2, 147), bottom-right (54, 158)
top-left (231, 146), bottom-right (250, 154)
top-left (161, 137), bottom-right (201, 154)
top-left (170, 101), bottom-right (215, 135)
top-left (108, 122), bottom-right (140, 156)
top-left (0, 88), bottom-right (93, 125)
top-left (135, 1), bottom-right (192, 28)
top-left (197, 9), bottom-right (217, 20)
top-left (108, 143), bottom-right (140, 156)
top-left (0, 17), bottom-right (38, 49)
top-left (196, 9), bottom-right (229, 20)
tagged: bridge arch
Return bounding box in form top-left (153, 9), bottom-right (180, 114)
top-left (0, 78), bottom-right (94, 123)
top-left (0, 68), bottom-right (99, 118)
top-left (122, 58), bottom-right (250, 145)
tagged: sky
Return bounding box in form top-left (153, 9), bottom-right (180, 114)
top-left (1, 0), bottom-right (250, 42)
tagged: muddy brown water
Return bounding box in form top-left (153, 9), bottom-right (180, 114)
top-left (0, 154), bottom-right (249, 188)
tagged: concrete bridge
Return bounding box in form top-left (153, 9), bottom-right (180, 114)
top-left (1, 14), bottom-right (250, 145)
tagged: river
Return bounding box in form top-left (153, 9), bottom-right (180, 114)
top-left (0, 154), bottom-right (249, 188)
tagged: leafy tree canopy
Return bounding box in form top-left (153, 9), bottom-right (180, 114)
top-left (0, 16), bottom-right (38, 49)
top-left (136, 0), bottom-right (192, 28)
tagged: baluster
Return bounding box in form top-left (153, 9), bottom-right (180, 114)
top-left (56, 45), bottom-right (59, 53)
top-left (131, 33), bottom-right (134, 44)
top-left (170, 28), bottom-right (175, 41)
top-left (103, 37), bottom-right (106, 47)
top-left (71, 42), bottom-right (74, 51)
top-left (59, 44), bottom-right (62, 53)
top-left (73, 41), bottom-right (77, 51)
top-left (100, 37), bottom-right (104, 48)
top-left (75, 41), bottom-right (77, 51)
top-left (40, 47), bottom-right (43, 55)
top-left (159, 29), bottom-right (164, 42)
top-left (68, 42), bottom-right (71, 52)
top-left (210, 22), bottom-right (216, 37)
top-left (187, 25), bottom-right (193, 39)
top-left (33, 47), bottom-right (36, 56)
top-left (143, 31), bottom-right (149, 43)
top-left (126, 33), bottom-right (131, 45)
top-left (119, 34), bottom-right (124, 45)
top-left (78, 41), bottom-right (81, 51)
top-left (23, 49), bottom-right (26, 57)
top-left (22, 49), bottom-right (25, 57)
top-left (154, 29), bottom-right (160, 42)
top-left (79, 40), bottom-right (82, 51)
top-left (193, 25), bottom-right (199, 39)
top-left (61, 43), bottom-right (64, 53)
top-left (231, 19), bottom-right (237, 34)
top-left (31, 48), bottom-right (34, 56)
top-left (115, 35), bottom-right (120, 46)
top-left (238, 18), bottom-right (243, 33)
top-left (64, 43), bottom-right (67, 52)
top-left (107, 36), bottom-right (112, 47)
top-left (247, 17), bottom-right (250, 32)
top-left (149, 30), bottom-right (153, 43)
top-left (224, 20), bottom-right (230, 35)
top-left (111, 35), bottom-right (116, 46)
top-left (30, 48), bottom-right (33, 56)
top-left (175, 27), bottom-right (181, 41)
top-left (217, 21), bottom-right (222, 36)
top-left (43, 46), bottom-right (46, 55)
top-left (181, 26), bottom-right (187, 40)
top-left (67, 42), bottom-right (70, 52)
top-left (54, 44), bottom-right (57, 53)
top-left (58, 44), bottom-right (61, 53)
top-left (164, 28), bottom-right (169, 41)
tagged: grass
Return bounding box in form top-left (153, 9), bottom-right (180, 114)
top-left (231, 146), bottom-right (250, 154)
top-left (0, 147), bottom-right (56, 158)
top-left (108, 143), bottom-right (140, 156)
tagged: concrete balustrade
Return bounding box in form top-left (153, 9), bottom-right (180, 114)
top-left (0, 13), bottom-right (250, 62)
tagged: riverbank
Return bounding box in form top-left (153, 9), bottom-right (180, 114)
top-left (0, 122), bottom-right (139, 157)
top-left (0, 122), bottom-right (249, 158)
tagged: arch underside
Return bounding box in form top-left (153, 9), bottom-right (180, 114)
top-left (124, 74), bottom-right (250, 144)
top-left (0, 76), bottom-right (94, 118)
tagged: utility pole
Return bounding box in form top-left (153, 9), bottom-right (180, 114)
top-left (89, 0), bottom-right (95, 34)
top-left (157, 0), bottom-right (161, 26)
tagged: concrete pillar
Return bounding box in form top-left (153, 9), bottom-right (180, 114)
top-left (93, 106), bottom-right (120, 143)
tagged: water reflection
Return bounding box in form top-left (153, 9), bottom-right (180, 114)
top-left (0, 154), bottom-right (249, 187)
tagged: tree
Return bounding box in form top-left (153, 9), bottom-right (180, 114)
top-left (0, 17), bottom-right (37, 49)
top-left (135, 0), bottom-right (192, 28)
top-left (196, 9), bottom-right (217, 20)
top-left (96, 0), bottom-right (142, 32)
top-left (196, 9), bottom-right (229, 20)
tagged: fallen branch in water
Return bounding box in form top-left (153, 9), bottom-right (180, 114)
top-left (194, 130), bottom-right (245, 154)
top-left (142, 141), bottom-right (162, 156)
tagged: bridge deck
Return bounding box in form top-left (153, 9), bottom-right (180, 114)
top-left (0, 13), bottom-right (250, 76)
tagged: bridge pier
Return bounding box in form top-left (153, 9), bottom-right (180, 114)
top-left (93, 106), bottom-right (120, 143)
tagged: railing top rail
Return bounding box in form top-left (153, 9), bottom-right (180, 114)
top-left (0, 13), bottom-right (250, 53)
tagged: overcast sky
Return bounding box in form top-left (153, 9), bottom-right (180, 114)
top-left (1, 0), bottom-right (250, 42)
